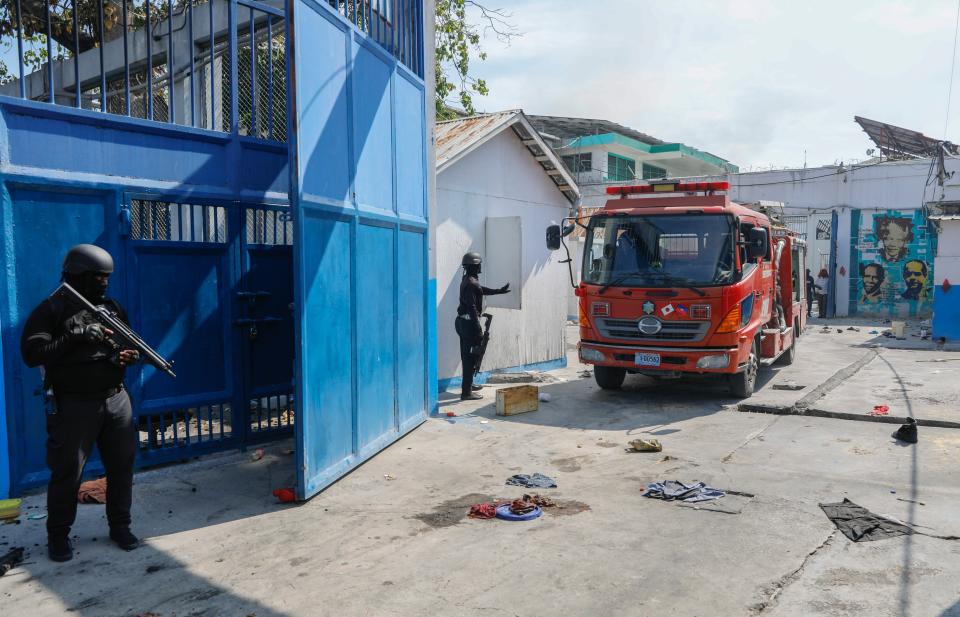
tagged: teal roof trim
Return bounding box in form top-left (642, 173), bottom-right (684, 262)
top-left (566, 132), bottom-right (739, 173)
top-left (568, 133), bottom-right (653, 153)
top-left (650, 143), bottom-right (739, 172)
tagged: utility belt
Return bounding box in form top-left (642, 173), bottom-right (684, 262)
top-left (53, 384), bottom-right (124, 402)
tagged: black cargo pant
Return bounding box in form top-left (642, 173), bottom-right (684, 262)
top-left (46, 389), bottom-right (135, 538)
top-left (455, 316), bottom-right (481, 399)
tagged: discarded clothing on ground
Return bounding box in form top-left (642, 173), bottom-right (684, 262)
top-left (819, 498), bottom-right (912, 542)
top-left (468, 503), bottom-right (500, 519)
top-left (505, 473), bottom-right (557, 489)
top-left (642, 480), bottom-right (725, 503)
top-left (523, 493), bottom-right (555, 508)
top-left (78, 477), bottom-right (107, 504)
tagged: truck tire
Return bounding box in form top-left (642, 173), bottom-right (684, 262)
top-left (594, 366), bottom-right (626, 390)
top-left (729, 340), bottom-right (759, 398)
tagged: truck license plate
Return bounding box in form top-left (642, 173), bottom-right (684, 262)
top-left (635, 353), bottom-right (661, 367)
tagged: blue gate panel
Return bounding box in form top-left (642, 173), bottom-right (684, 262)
top-left (1, 188), bottom-right (116, 491)
top-left (244, 248), bottom-right (295, 395)
top-left (352, 43), bottom-right (395, 213)
top-left (296, 9), bottom-right (351, 204)
top-left (296, 211), bottom-right (355, 495)
top-left (395, 74), bottom-right (426, 219)
top-left (131, 249), bottom-right (231, 409)
top-left (356, 223), bottom-right (397, 449)
top-left (398, 229), bottom-right (426, 427)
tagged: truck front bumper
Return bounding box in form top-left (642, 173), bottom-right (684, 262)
top-left (579, 341), bottom-right (744, 375)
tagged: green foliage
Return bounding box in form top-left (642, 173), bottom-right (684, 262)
top-left (435, 0), bottom-right (516, 120)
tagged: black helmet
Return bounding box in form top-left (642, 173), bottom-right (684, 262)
top-left (62, 244), bottom-right (114, 275)
top-left (462, 252), bottom-right (482, 266)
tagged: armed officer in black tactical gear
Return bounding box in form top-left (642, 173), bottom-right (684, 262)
top-left (455, 252), bottom-right (510, 401)
top-left (21, 244), bottom-right (141, 562)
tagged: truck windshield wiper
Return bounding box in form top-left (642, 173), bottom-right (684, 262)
top-left (598, 271), bottom-right (645, 295)
top-left (646, 273), bottom-right (707, 297)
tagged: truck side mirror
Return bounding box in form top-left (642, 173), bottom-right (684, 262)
top-left (746, 227), bottom-right (769, 260)
top-left (546, 225), bottom-right (562, 251)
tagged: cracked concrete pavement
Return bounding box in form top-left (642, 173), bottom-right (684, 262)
top-left (0, 324), bottom-right (958, 616)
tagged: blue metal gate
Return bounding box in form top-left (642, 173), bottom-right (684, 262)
top-left (288, 0), bottom-right (428, 499)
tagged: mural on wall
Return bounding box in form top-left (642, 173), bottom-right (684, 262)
top-left (852, 209), bottom-right (935, 317)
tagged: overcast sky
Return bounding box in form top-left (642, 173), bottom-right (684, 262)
top-left (467, 0), bottom-right (960, 170)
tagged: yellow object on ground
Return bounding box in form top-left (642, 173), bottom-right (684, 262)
top-left (0, 498), bottom-right (22, 521)
top-left (628, 439), bottom-right (663, 453)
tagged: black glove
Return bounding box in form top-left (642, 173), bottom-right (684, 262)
top-left (72, 323), bottom-right (109, 344)
top-left (499, 283), bottom-right (510, 294)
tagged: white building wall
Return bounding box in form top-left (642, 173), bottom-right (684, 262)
top-left (436, 129), bottom-right (570, 384)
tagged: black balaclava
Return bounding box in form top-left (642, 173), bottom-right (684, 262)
top-left (64, 271), bottom-right (109, 304)
top-left (464, 264), bottom-right (481, 278)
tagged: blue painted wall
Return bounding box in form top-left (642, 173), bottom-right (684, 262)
top-left (933, 286), bottom-right (960, 340)
top-left (290, 1), bottom-right (428, 499)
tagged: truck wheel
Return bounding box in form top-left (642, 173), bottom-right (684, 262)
top-left (595, 366), bottom-right (626, 390)
top-left (730, 340), bottom-right (759, 398)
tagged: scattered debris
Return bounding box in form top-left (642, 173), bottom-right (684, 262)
top-left (0, 499), bottom-right (21, 522)
top-left (869, 405), bottom-right (890, 416)
top-left (26, 513), bottom-right (46, 521)
top-left (446, 411), bottom-right (456, 417)
top-left (893, 417), bottom-right (918, 444)
top-left (627, 438), bottom-right (663, 453)
top-left (145, 564), bottom-right (166, 574)
top-left (281, 449), bottom-right (295, 455)
top-left (480, 420), bottom-right (489, 424)
top-left (496, 385), bottom-right (539, 416)
top-left (495, 503), bottom-right (542, 521)
top-left (539, 392), bottom-right (552, 403)
top-left (836, 329), bottom-right (843, 334)
top-left (523, 493), bottom-right (555, 508)
top-left (0, 547), bottom-right (24, 576)
top-left (578, 370), bottom-right (593, 378)
top-left (272, 488), bottom-right (296, 503)
top-left (846, 327), bottom-right (861, 332)
top-left (468, 503), bottom-right (500, 519)
top-left (487, 371), bottom-right (560, 385)
top-left (251, 448), bottom-right (265, 462)
top-left (505, 473), bottom-right (557, 489)
top-left (78, 478), bottom-right (107, 504)
top-left (869, 330), bottom-right (879, 334)
top-left (772, 382), bottom-right (805, 391)
top-left (897, 497), bottom-right (926, 506)
top-left (384, 474), bottom-right (396, 481)
top-left (657, 455), bottom-right (678, 464)
top-left (820, 499), bottom-right (911, 542)
top-left (642, 480), bottom-right (725, 503)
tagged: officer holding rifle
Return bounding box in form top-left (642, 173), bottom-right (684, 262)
top-left (20, 244), bottom-right (143, 562)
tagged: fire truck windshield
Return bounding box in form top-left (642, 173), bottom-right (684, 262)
top-left (582, 214), bottom-right (736, 288)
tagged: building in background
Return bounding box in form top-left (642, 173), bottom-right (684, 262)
top-left (434, 111), bottom-right (579, 391)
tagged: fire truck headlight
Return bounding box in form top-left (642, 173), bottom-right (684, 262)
top-left (696, 354), bottom-right (730, 369)
top-left (580, 347), bottom-right (606, 363)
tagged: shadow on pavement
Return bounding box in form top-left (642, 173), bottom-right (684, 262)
top-left (1, 443), bottom-right (299, 616)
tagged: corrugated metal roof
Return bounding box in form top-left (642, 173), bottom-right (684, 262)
top-left (435, 110), bottom-right (580, 204)
top-left (854, 116), bottom-right (958, 159)
top-left (528, 115), bottom-right (664, 146)
top-left (435, 111), bottom-right (521, 168)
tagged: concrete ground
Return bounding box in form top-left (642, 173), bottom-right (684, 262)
top-left (1, 325), bottom-right (959, 617)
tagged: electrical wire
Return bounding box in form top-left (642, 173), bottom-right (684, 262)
top-left (944, 0), bottom-right (960, 139)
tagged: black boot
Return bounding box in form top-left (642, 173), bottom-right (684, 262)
top-left (894, 417), bottom-right (918, 444)
top-left (109, 527), bottom-right (140, 551)
top-left (48, 535), bottom-right (73, 562)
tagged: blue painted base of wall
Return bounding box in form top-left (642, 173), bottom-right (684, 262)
top-left (436, 356), bottom-right (568, 399)
top-left (933, 286), bottom-right (960, 340)
top-left (428, 279), bottom-right (438, 416)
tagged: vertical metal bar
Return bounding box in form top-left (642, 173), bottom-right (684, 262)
top-left (185, 409), bottom-right (191, 445)
top-left (188, 0), bottom-right (195, 126)
top-left (123, 0), bottom-right (130, 114)
top-left (266, 14), bottom-right (274, 140)
top-left (209, 0), bottom-right (215, 129)
top-left (159, 413), bottom-right (166, 448)
top-left (99, 0), bottom-right (106, 111)
top-left (366, 0), bottom-right (371, 37)
top-left (249, 7), bottom-right (257, 136)
top-left (177, 203), bottom-right (184, 241)
top-left (146, 416), bottom-right (153, 450)
top-left (352, 0), bottom-right (357, 27)
top-left (168, 0), bottom-right (175, 123)
top-left (399, 0), bottom-right (404, 66)
top-left (229, 0), bottom-right (238, 134)
top-left (73, 0), bottom-right (80, 107)
top-left (147, 0), bottom-right (154, 120)
top-left (218, 404), bottom-right (224, 440)
top-left (45, 0), bottom-right (54, 103)
top-left (202, 204), bottom-right (209, 242)
top-left (15, 0), bottom-right (25, 98)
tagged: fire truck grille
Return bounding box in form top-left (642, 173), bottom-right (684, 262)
top-left (597, 319), bottom-right (710, 342)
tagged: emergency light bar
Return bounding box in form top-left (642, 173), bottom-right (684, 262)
top-left (605, 181), bottom-right (730, 195)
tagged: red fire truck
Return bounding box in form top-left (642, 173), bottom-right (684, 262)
top-left (546, 180), bottom-right (807, 398)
